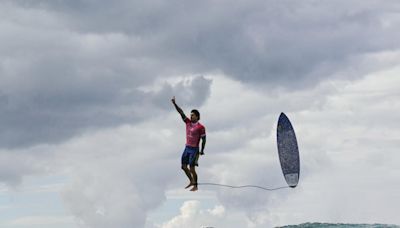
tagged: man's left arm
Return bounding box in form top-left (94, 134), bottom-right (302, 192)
top-left (200, 135), bottom-right (206, 155)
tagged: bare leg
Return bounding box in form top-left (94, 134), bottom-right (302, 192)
top-left (189, 165), bottom-right (198, 191)
top-left (181, 165), bottom-right (193, 188)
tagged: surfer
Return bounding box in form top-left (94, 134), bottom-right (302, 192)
top-left (171, 96), bottom-right (206, 192)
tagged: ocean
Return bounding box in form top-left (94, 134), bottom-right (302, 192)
top-left (277, 223), bottom-right (400, 228)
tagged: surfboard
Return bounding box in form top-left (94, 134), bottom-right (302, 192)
top-left (277, 112), bottom-right (300, 188)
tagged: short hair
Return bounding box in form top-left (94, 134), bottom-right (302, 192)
top-left (191, 109), bottom-right (200, 120)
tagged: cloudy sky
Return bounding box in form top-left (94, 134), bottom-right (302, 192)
top-left (1, 0), bottom-right (400, 227)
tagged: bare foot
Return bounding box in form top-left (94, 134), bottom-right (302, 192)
top-left (185, 183), bottom-right (194, 189)
top-left (190, 185), bottom-right (198, 192)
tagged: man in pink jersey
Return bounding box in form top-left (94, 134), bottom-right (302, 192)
top-left (171, 96), bottom-right (206, 192)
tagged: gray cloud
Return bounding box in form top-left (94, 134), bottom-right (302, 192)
top-left (9, 0), bottom-right (400, 86)
top-left (2, 0), bottom-right (399, 148)
top-left (151, 76), bottom-right (212, 110)
top-left (0, 8), bottom-right (209, 148)
top-left (0, 152), bottom-right (35, 186)
top-left (1, 1), bottom-right (216, 148)
top-left (0, 146), bottom-right (55, 187)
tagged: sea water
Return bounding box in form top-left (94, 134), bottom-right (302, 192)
top-left (277, 223), bottom-right (400, 228)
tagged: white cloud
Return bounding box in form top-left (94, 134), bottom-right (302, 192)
top-left (171, 67), bottom-right (400, 227)
top-left (157, 200), bottom-right (227, 228)
top-left (57, 121), bottom-right (181, 228)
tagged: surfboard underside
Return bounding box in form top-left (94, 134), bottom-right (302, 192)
top-left (277, 112), bottom-right (300, 188)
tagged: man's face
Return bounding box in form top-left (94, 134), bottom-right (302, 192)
top-left (190, 112), bottom-right (198, 122)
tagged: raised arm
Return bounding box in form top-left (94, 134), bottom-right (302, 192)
top-left (171, 96), bottom-right (187, 121)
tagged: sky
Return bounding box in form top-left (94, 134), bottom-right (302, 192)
top-left (1, 0), bottom-right (400, 227)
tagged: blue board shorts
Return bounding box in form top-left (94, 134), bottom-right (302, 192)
top-left (181, 146), bottom-right (199, 166)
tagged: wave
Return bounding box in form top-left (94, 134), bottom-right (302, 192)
top-left (277, 223), bottom-right (400, 228)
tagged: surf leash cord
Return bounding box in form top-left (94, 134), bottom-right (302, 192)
top-left (197, 183), bottom-right (291, 191)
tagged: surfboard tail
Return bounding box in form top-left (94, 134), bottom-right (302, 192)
top-left (284, 173), bottom-right (299, 188)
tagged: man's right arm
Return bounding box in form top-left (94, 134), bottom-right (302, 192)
top-left (171, 96), bottom-right (187, 121)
